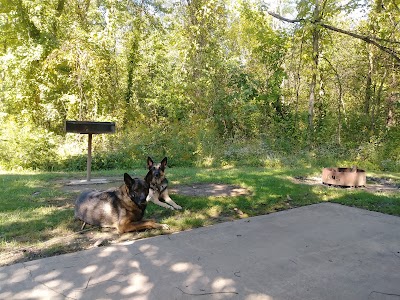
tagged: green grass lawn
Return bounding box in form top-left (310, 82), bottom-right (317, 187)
top-left (0, 167), bottom-right (399, 266)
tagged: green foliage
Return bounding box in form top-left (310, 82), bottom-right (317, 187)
top-left (0, 0), bottom-right (399, 172)
top-left (0, 119), bottom-right (60, 170)
top-left (375, 127), bottom-right (400, 172)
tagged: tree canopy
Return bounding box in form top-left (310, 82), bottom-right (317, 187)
top-left (0, 0), bottom-right (399, 171)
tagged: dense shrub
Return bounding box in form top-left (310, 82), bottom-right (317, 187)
top-left (0, 120), bottom-right (60, 171)
top-left (0, 119), bottom-right (398, 172)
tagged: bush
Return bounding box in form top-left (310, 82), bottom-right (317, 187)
top-left (0, 120), bottom-right (60, 170)
top-left (1, 118), bottom-right (398, 172)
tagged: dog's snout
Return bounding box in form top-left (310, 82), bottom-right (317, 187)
top-left (154, 170), bottom-right (161, 178)
top-left (139, 193), bottom-right (147, 202)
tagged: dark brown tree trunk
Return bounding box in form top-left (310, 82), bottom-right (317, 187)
top-left (294, 35), bottom-right (304, 128)
top-left (371, 68), bottom-right (387, 132)
top-left (386, 65), bottom-right (398, 128)
top-left (308, 2), bottom-right (320, 143)
top-left (323, 57), bottom-right (344, 145)
top-left (365, 47), bottom-right (374, 115)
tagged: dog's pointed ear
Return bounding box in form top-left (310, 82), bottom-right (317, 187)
top-left (124, 173), bottom-right (135, 187)
top-left (160, 157), bottom-right (167, 169)
top-left (147, 157), bottom-right (154, 169)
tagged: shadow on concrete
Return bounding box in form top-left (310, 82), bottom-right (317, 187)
top-left (1, 203), bottom-right (400, 299)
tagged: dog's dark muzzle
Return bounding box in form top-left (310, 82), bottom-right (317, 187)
top-left (137, 192), bottom-right (147, 203)
top-left (134, 193), bottom-right (147, 210)
top-left (130, 190), bottom-right (147, 206)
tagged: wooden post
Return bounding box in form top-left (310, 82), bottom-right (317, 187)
top-left (87, 133), bottom-right (92, 181)
top-left (65, 121), bottom-right (115, 183)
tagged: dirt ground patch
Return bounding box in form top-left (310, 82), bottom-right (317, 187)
top-left (62, 179), bottom-right (251, 197)
top-left (170, 183), bottom-right (251, 197)
top-left (1, 181), bottom-right (250, 266)
top-left (292, 176), bottom-right (399, 193)
top-left (2, 175), bottom-right (397, 267)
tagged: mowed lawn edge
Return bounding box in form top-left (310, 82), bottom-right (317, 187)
top-left (0, 167), bottom-right (399, 266)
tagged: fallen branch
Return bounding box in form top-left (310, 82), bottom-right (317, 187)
top-left (369, 291), bottom-right (400, 298)
top-left (267, 11), bottom-right (400, 64)
top-left (176, 287), bottom-right (239, 296)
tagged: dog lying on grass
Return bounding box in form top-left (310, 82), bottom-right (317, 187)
top-left (74, 173), bottom-right (169, 234)
top-left (145, 157), bottom-right (182, 210)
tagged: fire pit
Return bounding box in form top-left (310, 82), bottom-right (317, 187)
top-left (322, 167), bottom-right (366, 188)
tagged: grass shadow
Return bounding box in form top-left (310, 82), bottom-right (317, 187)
top-left (1, 167), bottom-right (399, 266)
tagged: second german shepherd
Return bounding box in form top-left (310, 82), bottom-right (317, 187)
top-left (145, 157), bottom-right (182, 210)
top-left (74, 173), bottom-right (169, 234)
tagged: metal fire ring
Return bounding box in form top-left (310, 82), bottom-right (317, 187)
top-left (322, 167), bottom-right (366, 187)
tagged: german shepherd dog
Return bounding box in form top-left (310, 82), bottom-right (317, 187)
top-left (145, 157), bottom-right (182, 210)
top-left (74, 173), bottom-right (169, 234)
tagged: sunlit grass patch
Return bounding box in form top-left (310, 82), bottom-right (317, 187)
top-left (163, 211), bottom-right (205, 230)
top-left (331, 190), bottom-right (400, 215)
top-left (0, 167), bottom-right (399, 266)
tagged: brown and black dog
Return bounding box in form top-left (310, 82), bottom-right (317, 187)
top-left (74, 173), bottom-right (169, 234)
top-left (145, 157), bottom-right (182, 210)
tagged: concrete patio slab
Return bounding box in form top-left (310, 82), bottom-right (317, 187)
top-left (1, 203), bottom-right (399, 300)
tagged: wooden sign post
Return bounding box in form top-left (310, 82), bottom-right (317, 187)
top-left (65, 121), bottom-right (115, 182)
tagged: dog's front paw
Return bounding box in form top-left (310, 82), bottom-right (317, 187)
top-left (174, 205), bottom-right (182, 210)
top-left (160, 223), bottom-right (170, 230)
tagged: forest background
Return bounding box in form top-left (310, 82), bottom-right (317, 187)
top-left (0, 0), bottom-right (399, 172)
